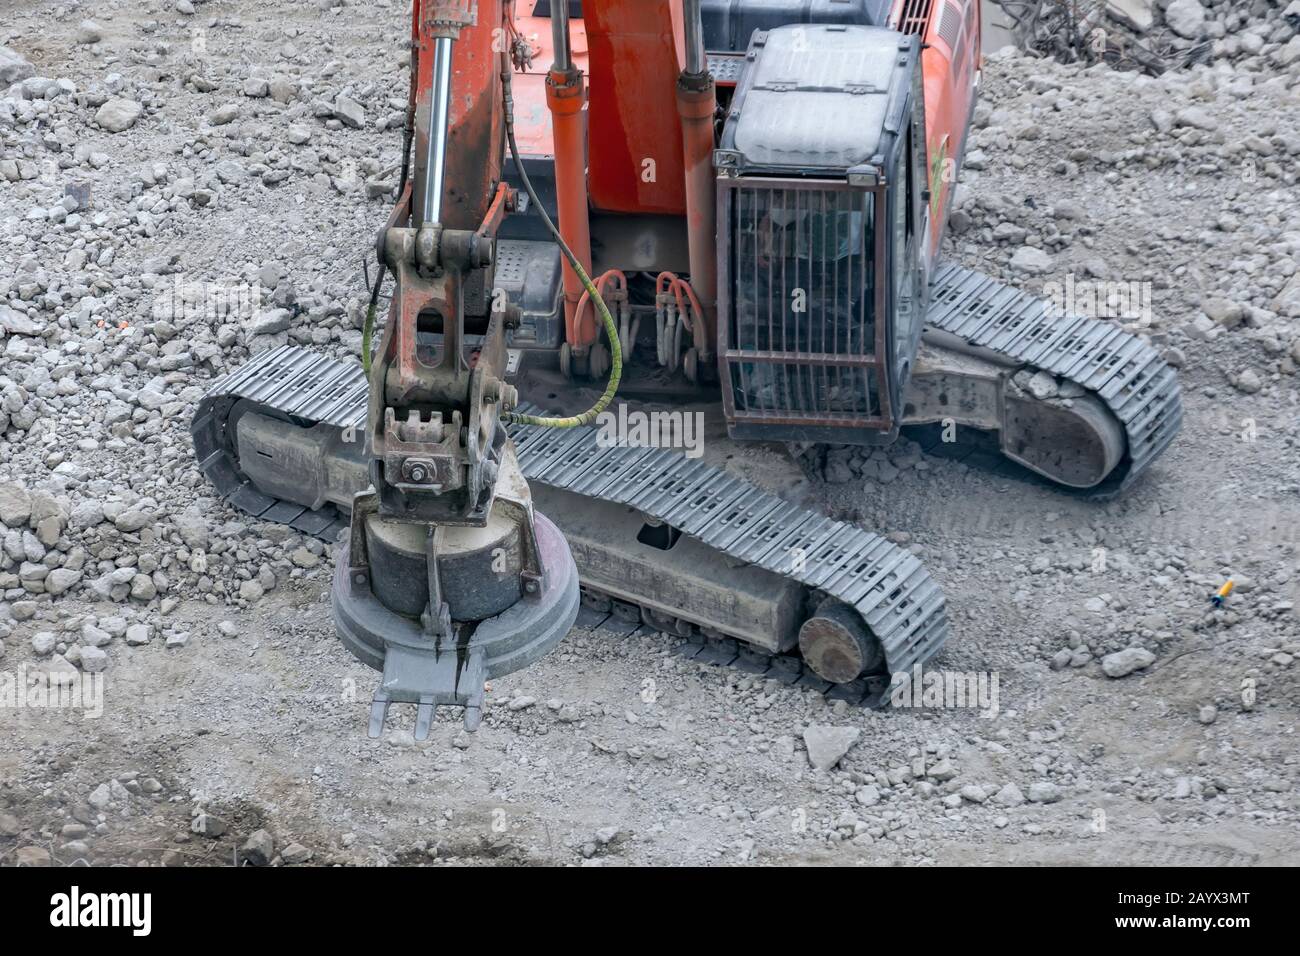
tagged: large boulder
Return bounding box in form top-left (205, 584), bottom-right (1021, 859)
top-left (0, 46), bottom-right (34, 85)
top-left (94, 98), bottom-right (143, 133)
top-left (1102, 647), bottom-right (1156, 678)
top-left (1010, 246), bottom-right (1054, 276)
top-left (803, 724), bottom-right (861, 771)
top-left (1163, 0), bottom-right (1207, 39)
top-left (0, 483), bottom-right (32, 527)
top-left (1107, 0), bottom-right (1155, 34)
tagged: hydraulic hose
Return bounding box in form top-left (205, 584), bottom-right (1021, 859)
top-left (498, 58), bottom-right (621, 428)
top-left (361, 18), bottom-right (421, 376)
top-left (363, 45), bottom-right (622, 422)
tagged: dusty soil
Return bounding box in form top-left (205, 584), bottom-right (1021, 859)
top-left (0, 0), bottom-right (1298, 866)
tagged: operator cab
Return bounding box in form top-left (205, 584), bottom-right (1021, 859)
top-left (716, 23), bottom-right (929, 445)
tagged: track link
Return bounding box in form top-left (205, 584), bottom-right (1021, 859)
top-left (191, 347), bottom-right (949, 705)
top-left (926, 263), bottom-right (1183, 497)
top-left (189, 269), bottom-right (1182, 705)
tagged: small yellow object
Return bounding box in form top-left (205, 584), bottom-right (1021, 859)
top-left (1212, 579), bottom-right (1235, 607)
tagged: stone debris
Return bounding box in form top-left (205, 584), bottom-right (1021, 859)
top-left (803, 725), bottom-right (861, 771)
top-left (0, 45), bottom-right (35, 84)
top-left (241, 829), bottom-right (275, 866)
top-left (94, 98), bottom-right (143, 133)
top-left (1101, 647), bottom-right (1157, 678)
top-left (0, 0), bottom-right (1293, 869)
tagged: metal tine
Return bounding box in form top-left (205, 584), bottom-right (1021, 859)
top-left (562, 442), bottom-right (640, 494)
top-left (538, 432), bottom-right (610, 483)
top-left (983, 297), bottom-right (1048, 353)
top-left (543, 435), bottom-right (610, 486)
top-left (1113, 366), bottom-right (1177, 423)
top-left (244, 350), bottom-right (324, 403)
top-left (314, 383), bottom-right (369, 426)
top-left (283, 367), bottom-right (347, 418)
top-left (1099, 353), bottom-right (1162, 404)
top-left (1036, 319), bottom-right (1103, 373)
top-left (927, 269), bottom-right (1003, 328)
top-left (865, 584), bottom-right (935, 646)
top-left (811, 530), bottom-right (890, 596)
top-left (974, 303), bottom-right (1046, 357)
top-left (1081, 334), bottom-right (1146, 388)
top-left (841, 546), bottom-right (917, 607)
top-left (879, 582), bottom-right (947, 652)
top-left (1013, 312), bottom-right (1092, 367)
top-left (523, 428), bottom-right (592, 478)
top-left (940, 281), bottom-right (1022, 339)
top-left (1058, 324), bottom-right (1129, 382)
top-left (1110, 378), bottom-right (1162, 424)
top-left (621, 454), bottom-right (706, 510)
top-left (732, 502), bottom-right (809, 562)
top-left (804, 527), bottom-right (875, 590)
top-left (967, 293), bottom-right (1044, 349)
top-left (605, 447), bottom-right (686, 505)
top-left (1101, 353), bottom-right (1168, 406)
top-left (686, 486), bottom-right (764, 546)
top-left (861, 562), bottom-right (936, 628)
top-left (510, 418), bottom-right (569, 453)
top-left (510, 423), bottom-right (561, 457)
top-left (1028, 316), bottom-right (1100, 372)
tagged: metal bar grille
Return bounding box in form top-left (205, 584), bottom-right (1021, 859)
top-left (719, 177), bottom-right (887, 431)
top-left (896, 0), bottom-right (936, 36)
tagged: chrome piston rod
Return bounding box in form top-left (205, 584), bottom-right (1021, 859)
top-left (418, 34), bottom-right (455, 227)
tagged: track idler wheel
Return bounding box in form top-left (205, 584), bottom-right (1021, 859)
top-left (798, 600), bottom-right (884, 684)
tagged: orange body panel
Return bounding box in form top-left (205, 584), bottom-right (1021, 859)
top-left (889, 0), bottom-right (981, 259)
top-left (509, 15), bottom-right (590, 157)
top-left (513, 4), bottom-right (690, 216)
top-left (581, 2), bottom-right (689, 215)
top-left (416, 0), bottom-right (505, 231)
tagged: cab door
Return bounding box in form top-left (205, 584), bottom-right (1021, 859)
top-left (888, 95), bottom-right (929, 410)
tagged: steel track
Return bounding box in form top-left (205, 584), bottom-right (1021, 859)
top-left (190, 267), bottom-right (1181, 705)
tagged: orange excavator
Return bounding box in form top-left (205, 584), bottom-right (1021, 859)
top-left (191, 0), bottom-right (1182, 737)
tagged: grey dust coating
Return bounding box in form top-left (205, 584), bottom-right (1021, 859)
top-left (190, 254), bottom-right (1187, 707)
top-left (192, 345), bottom-right (949, 705)
top-left (926, 262), bottom-right (1183, 497)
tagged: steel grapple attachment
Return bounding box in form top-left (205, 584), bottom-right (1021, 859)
top-left (333, 503), bottom-right (578, 738)
top-left (331, 437), bottom-right (579, 738)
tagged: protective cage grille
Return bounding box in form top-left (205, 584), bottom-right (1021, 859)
top-left (718, 176), bottom-right (890, 432)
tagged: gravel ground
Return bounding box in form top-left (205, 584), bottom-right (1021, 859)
top-left (1, 0), bottom-right (1298, 867)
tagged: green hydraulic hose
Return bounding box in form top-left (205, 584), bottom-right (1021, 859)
top-left (362, 293), bottom-right (379, 375)
top-left (498, 60), bottom-right (621, 428)
top-left (362, 57), bottom-right (622, 425)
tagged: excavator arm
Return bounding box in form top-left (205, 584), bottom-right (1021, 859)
top-left (190, 0), bottom-right (1183, 741)
top-left (320, 1), bottom-right (584, 738)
